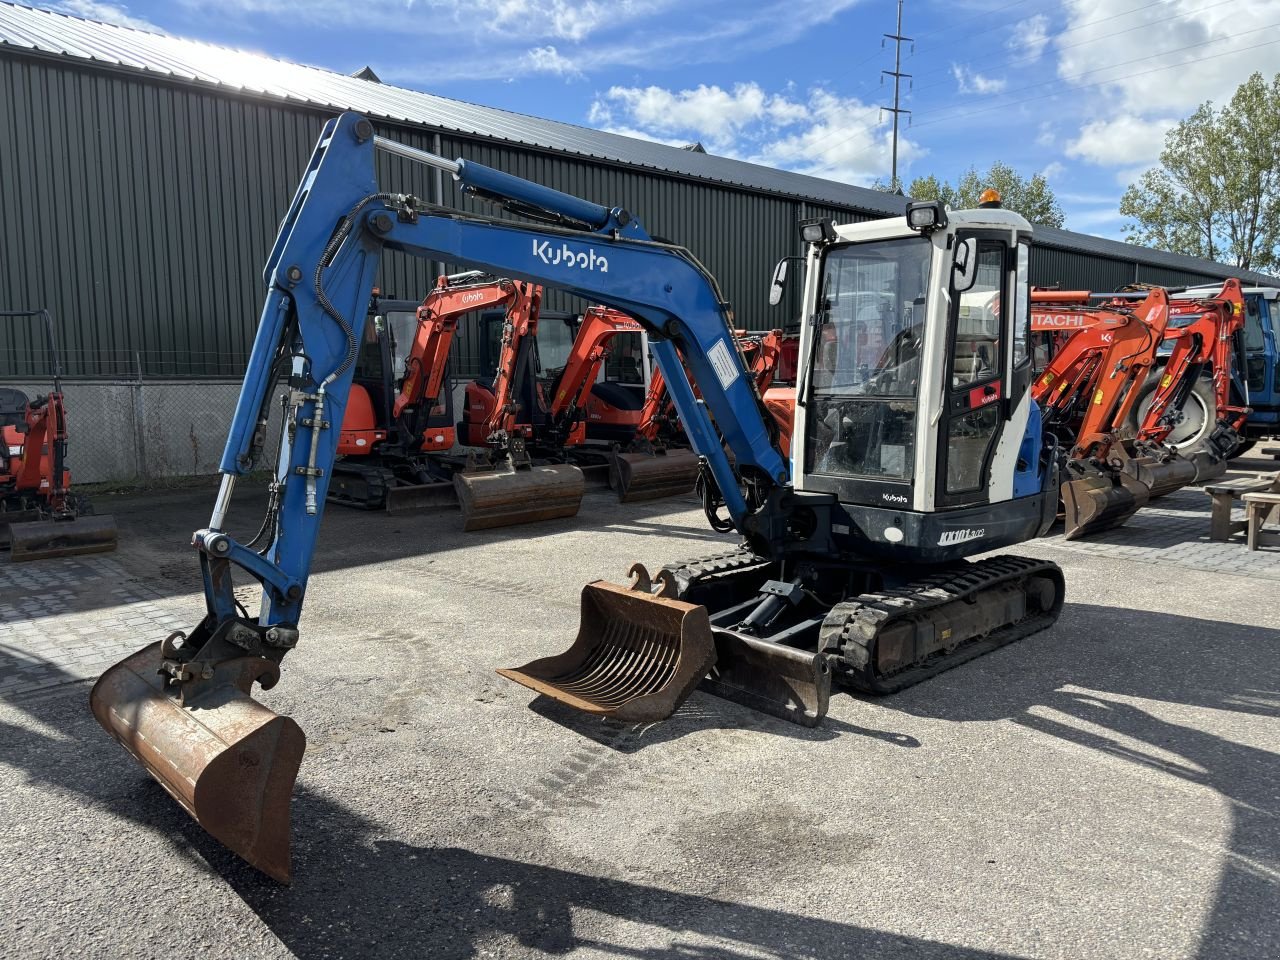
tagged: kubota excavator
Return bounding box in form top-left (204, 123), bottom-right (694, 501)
top-left (1029, 288), bottom-right (1184, 538)
top-left (1, 309), bottom-right (117, 560)
top-left (91, 113), bottom-right (1064, 882)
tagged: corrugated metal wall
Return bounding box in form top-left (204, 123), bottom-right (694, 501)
top-left (0, 52), bottom-right (1251, 380)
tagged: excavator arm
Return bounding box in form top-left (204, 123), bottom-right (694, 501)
top-left (91, 113), bottom-right (791, 881)
top-left (547, 305), bottom-right (644, 440)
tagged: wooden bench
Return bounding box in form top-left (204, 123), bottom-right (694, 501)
top-left (1243, 492), bottom-right (1280, 550)
top-left (1203, 473), bottom-right (1280, 541)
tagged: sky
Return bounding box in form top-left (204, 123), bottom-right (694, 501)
top-left (38, 0), bottom-right (1280, 240)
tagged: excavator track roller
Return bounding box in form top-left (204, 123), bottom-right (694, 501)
top-left (497, 580), bottom-right (716, 721)
top-left (1060, 471), bottom-right (1149, 540)
top-left (8, 514), bottom-right (118, 562)
top-left (89, 641), bottom-right (305, 883)
top-left (608, 449), bottom-right (700, 502)
top-left (454, 463), bottom-right (584, 531)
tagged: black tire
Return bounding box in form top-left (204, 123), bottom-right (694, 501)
top-left (1129, 375), bottom-right (1216, 454)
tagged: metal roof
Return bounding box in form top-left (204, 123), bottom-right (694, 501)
top-left (0, 1), bottom-right (1273, 285)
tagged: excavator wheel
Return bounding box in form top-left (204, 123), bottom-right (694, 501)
top-left (90, 641), bottom-right (304, 883)
top-left (497, 580), bottom-right (716, 721)
top-left (608, 449), bottom-right (699, 503)
top-left (455, 463), bottom-right (584, 531)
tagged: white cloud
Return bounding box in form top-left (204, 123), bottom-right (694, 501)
top-left (520, 45), bottom-right (582, 78)
top-left (592, 80), bottom-right (922, 185)
top-left (1040, 161), bottom-right (1066, 181)
top-left (1064, 116), bottom-right (1176, 167)
top-left (951, 64), bottom-right (1006, 95)
top-left (1008, 14), bottom-right (1049, 62)
top-left (1035, 121), bottom-right (1055, 147)
top-left (52, 0), bottom-right (160, 30)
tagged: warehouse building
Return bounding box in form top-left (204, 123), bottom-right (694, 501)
top-left (1, 2), bottom-right (1274, 482)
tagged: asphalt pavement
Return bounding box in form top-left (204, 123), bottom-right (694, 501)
top-left (1, 469), bottom-right (1278, 959)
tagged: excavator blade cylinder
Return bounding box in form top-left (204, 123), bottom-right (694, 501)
top-left (454, 464), bottom-right (584, 531)
top-left (1122, 455), bottom-right (1196, 499)
top-left (699, 632), bottom-right (830, 727)
top-left (90, 642), bottom-right (305, 884)
top-left (1060, 472), bottom-right (1149, 540)
top-left (8, 514), bottom-right (117, 562)
top-left (608, 450), bottom-right (699, 503)
top-left (497, 580), bottom-right (716, 721)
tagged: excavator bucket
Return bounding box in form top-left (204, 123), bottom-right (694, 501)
top-left (454, 463), bottom-right (584, 531)
top-left (0, 508), bottom-right (40, 549)
top-left (383, 480), bottom-right (458, 514)
top-left (1060, 471), bottom-right (1150, 540)
top-left (497, 580), bottom-right (716, 721)
top-left (89, 642), bottom-right (305, 883)
top-left (608, 449), bottom-right (700, 503)
top-left (1122, 454), bottom-right (1196, 499)
top-left (7, 514), bottom-right (117, 562)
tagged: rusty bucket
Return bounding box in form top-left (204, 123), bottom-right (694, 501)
top-left (608, 449), bottom-right (700, 503)
top-left (497, 580), bottom-right (716, 722)
top-left (90, 642), bottom-right (305, 883)
top-left (455, 463), bottom-right (584, 531)
top-left (8, 514), bottom-right (117, 562)
top-left (1061, 470), bottom-right (1150, 540)
top-left (1122, 453), bottom-right (1196, 499)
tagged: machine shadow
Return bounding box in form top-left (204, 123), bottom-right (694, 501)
top-left (0, 671), bottom-right (983, 960)
top-left (526, 692), bottom-right (920, 753)
top-left (886, 603), bottom-right (1280, 960)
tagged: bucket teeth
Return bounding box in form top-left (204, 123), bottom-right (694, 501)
top-left (497, 580), bottom-right (716, 722)
top-left (455, 464), bottom-right (584, 531)
top-left (90, 642), bottom-right (305, 883)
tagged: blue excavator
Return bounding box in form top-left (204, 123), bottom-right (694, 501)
top-left (90, 114), bottom-right (1065, 883)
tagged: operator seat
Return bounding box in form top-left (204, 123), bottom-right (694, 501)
top-left (0, 387), bottom-right (30, 431)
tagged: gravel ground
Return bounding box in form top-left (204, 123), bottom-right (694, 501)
top-left (1, 474), bottom-right (1278, 960)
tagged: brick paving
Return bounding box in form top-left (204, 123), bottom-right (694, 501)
top-left (0, 554), bottom-right (189, 698)
top-left (1043, 484), bottom-right (1280, 580)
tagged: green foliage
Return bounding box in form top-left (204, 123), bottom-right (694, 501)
top-left (905, 162), bottom-right (1066, 228)
top-left (1120, 72), bottom-right (1280, 272)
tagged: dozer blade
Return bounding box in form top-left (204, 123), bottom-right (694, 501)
top-left (1061, 472), bottom-right (1149, 541)
top-left (699, 632), bottom-right (830, 727)
top-left (497, 580), bottom-right (716, 722)
top-left (454, 464), bottom-right (584, 531)
top-left (8, 514), bottom-right (117, 562)
top-left (90, 642), bottom-right (305, 883)
top-left (384, 480), bottom-right (457, 515)
top-left (1122, 454), bottom-right (1196, 499)
top-left (609, 449), bottom-right (699, 503)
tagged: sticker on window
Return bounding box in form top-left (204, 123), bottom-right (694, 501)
top-left (707, 339), bottom-right (739, 390)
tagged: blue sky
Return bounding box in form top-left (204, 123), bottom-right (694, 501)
top-left (43, 0), bottom-right (1280, 240)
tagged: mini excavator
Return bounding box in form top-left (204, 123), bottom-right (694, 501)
top-left (91, 114), bottom-right (1064, 882)
top-left (1030, 288), bottom-right (1188, 538)
top-left (1, 309), bottom-right (116, 560)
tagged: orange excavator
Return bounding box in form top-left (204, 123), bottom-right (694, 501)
top-left (1, 308), bottom-right (116, 560)
top-left (328, 272), bottom-right (531, 515)
top-left (1030, 287), bottom-right (1180, 538)
top-left (1131, 279), bottom-right (1249, 484)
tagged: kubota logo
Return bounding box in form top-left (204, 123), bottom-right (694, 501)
top-left (939, 528), bottom-right (985, 546)
top-left (532, 239), bottom-right (609, 273)
top-left (882, 492), bottom-right (908, 504)
top-left (461, 292), bottom-right (486, 304)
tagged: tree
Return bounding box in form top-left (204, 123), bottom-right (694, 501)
top-left (1120, 72), bottom-right (1280, 272)
top-left (904, 162), bottom-right (1066, 228)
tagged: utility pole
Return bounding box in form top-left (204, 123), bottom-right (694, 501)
top-left (881, 0), bottom-right (912, 191)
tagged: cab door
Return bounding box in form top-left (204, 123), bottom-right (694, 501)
top-left (935, 238), bottom-right (1009, 508)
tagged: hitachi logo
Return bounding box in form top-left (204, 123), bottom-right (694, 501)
top-left (939, 528), bottom-right (985, 546)
top-left (533, 239), bottom-right (609, 273)
top-left (881, 493), bottom-right (908, 504)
